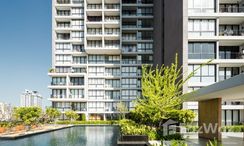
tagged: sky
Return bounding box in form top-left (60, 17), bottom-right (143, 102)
top-left (0, 0), bottom-right (52, 107)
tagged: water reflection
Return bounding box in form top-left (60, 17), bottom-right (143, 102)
top-left (0, 126), bottom-right (119, 146)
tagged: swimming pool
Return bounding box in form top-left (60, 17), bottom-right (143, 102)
top-left (0, 126), bottom-right (119, 146)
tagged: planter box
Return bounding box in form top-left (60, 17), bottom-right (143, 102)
top-left (118, 135), bottom-right (150, 146)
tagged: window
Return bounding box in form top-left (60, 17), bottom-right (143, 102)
top-left (105, 56), bottom-right (120, 64)
top-left (88, 55), bottom-right (104, 64)
top-left (137, 7), bottom-right (153, 16)
top-left (88, 90), bottom-right (104, 100)
top-left (188, 64), bottom-right (216, 83)
top-left (73, 45), bottom-right (84, 52)
top-left (105, 91), bottom-right (120, 100)
top-left (71, 20), bottom-right (84, 29)
top-left (105, 68), bottom-right (120, 76)
top-left (121, 90), bottom-right (137, 100)
top-left (88, 78), bottom-right (104, 88)
top-left (138, 43), bottom-right (153, 52)
top-left (88, 102), bottom-right (104, 112)
top-left (73, 56), bottom-right (87, 64)
top-left (219, 67), bottom-right (239, 81)
top-left (88, 28), bottom-right (102, 35)
top-left (57, 22), bottom-right (70, 28)
top-left (56, 55), bottom-right (71, 64)
top-left (70, 89), bottom-right (84, 98)
top-left (122, 67), bottom-right (137, 76)
top-left (55, 67), bottom-right (71, 73)
top-left (188, 43), bottom-right (215, 59)
top-left (121, 78), bottom-right (138, 88)
top-left (70, 77), bottom-right (84, 85)
top-left (52, 77), bottom-right (66, 85)
top-left (71, 31), bottom-right (84, 39)
top-left (105, 79), bottom-right (120, 88)
top-left (188, 0), bottom-right (215, 13)
top-left (72, 0), bottom-right (83, 4)
top-left (87, 40), bottom-right (102, 48)
top-left (52, 89), bottom-right (66, 98)
top-left (71, 8), bottom-right (84, 16)
top-left (188, 19), bottom-right (215, 36)
top-left (88, 66), bottom-right (104, 76)
top-left (219, 46), bottom-right (240, 59)
top-left (56, 43), bottom-right (71, 52)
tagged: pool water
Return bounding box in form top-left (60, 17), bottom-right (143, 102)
top-left (0, 126), bottom-right (119, 146)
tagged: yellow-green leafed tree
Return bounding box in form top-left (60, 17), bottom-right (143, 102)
top-left (131, 54), bottom-right (197, 127)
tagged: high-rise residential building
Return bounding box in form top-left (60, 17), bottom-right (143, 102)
top-left (49, 0), bottom-right (243, 124)
top-left (0, 102), bottom-right (13, 121)
top-left (185, 0), bottom-right (244, 125)
top-left (20, 90), bottom-right (43, 108)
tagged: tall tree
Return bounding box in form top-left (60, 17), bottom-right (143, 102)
top-left (131, 54), bottom-right (197, 127)
top-left (46, 107), bottom-right (61, 123)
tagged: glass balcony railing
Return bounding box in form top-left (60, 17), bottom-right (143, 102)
top-left (219, 52), bottom-right (242, 59)
top-left (105, 4), bottom-right (120, 9)
top-left (87, 4), bottom-right (102, 9)
top-left (51, 82), bottom-right (66, 86)
top-left (188, 53), bottom-right (215, 59)
top-left (57, 0), bottom-right (70, 4)
top-left (51, 94), bottom-right (67, 99)
top-left (219, 6), bottom-right (244, 13)
top-left (104, 16), bottom-right (120, 22)
top-left (219, 30), bottom-right (244, 36)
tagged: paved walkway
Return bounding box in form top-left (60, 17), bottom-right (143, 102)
top-left (185, 132), bottom-right (244, 146)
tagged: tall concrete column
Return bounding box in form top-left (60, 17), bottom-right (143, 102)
top-left (198, 98), bottom-right (222, 141)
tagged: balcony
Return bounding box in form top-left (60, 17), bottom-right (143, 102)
top-left (51, 94), bottom-right (67, 99)
top-left (219, 5), bottom-right (244, 13)
top-left (50, 82), bottom-right (66, 86)
top-left (104, 16), bottom-right (120, 23)
top-left (188, 53), bottom-right (215, 60)
top-left (219, 52), bottom-right (242, 59)
top-left (87, 16), bottom-right (102, 22)
top-left (87, 28), bottom-right (102, 35)
top-left (219, 29), bottom-right (244, 36)
top-left (57, 33), bottom-right (70, 40)
top-left (105, 4), bottom-right (120, 9)
top-left (87, 4), bottom-right (102, 9)
top-left (57, 0), bottom-right (70, 4)
top-left (122, 46), bottom-right (137, 53)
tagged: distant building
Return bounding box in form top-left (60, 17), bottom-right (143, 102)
top-left (0, 102), bottom-right (13, 121)
top-left (20, 90), bottom-right (43, 108)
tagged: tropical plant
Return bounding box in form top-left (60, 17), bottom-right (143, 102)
top-left (13, 107), bottom-right (42, 127)
top-left (49, 68), bottom-right (55, 73)
top-left (117, 102), bottom-right (128, 120)
top-left (65, 110), bottom-right (79, 121)
top-left (206, 138), bottom-right (223, 146)
top-left (46, 107), bottom-right (61, 123)
top-left (131, 54), bottom-right (197, 127)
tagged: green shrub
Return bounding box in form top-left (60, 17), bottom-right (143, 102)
top-left (81, 114), bottom-right (86, 121)
top-left (119, 119), bottom-right (157, 140)
top-left (221, 125), bottom-right (244, 132)
top-left (162, 133), bottom-right (184, 141)
top-left (185, 125), bottom-right (199, 132)
top-left (171, 140), bottom-right (188, 146)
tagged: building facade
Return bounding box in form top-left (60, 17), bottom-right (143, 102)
top-left (185, 0), bottom-right (244, 125)
top-left (20, 90), bottom-right (43, 108)
top-left (0, 102), bottom-right (12, 121)
top-left (50, 0), bottom-right (157, 120)
top-left (50, 0), bottom-right (243, 124)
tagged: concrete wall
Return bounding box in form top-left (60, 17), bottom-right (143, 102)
top-left (199, 98), bottom-right (222, 141)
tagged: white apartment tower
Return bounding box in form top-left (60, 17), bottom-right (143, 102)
top-left (50, 0), bottom-right (244, 124)
top-left (186, 0), bottom-right (244, 125)
top-left (20, 90), bottom-right (43, 108)
top-left (49, 0), bottom-right (154, 120)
